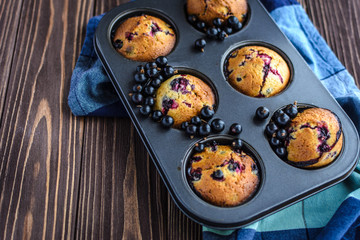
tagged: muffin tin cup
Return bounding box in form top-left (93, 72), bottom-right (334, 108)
top-left (94, 0), bottom-right (360, 229)
top-left (184, 135), bottom-right (264, 206)
top-left (222, 41), bottom-right (294, 97)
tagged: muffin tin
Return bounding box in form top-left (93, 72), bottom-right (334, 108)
top-left (94, 0), bottom-right (360, 229)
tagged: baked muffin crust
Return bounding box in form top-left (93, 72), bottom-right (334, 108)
top-left (113, 15), bottom-right (176, 61)
top-left (226, 46), bottom-right (290, 97)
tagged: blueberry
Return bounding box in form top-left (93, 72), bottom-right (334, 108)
top-left (132, 84), bottom-right (143, 93)
top-left (131, 93), bottom-right (143, 104)
top-left (211, 119), bottom-right (225, 133)
top-left (213, 18), bottom-right (222, 27)
top-left (161, 115), bottom-right (174, 128)
top-left (144, 96), bottom-right (154, 106)
top-left (232, 22), bottom-right (242, 31)
top-left (157, 75), bottom-right (164, 81)
top-left (231, 138), bottom-right (243, 150)
top-left (162, 66), bottom-right (175, 78)
top-left (181, 121), bottom-right (189, 131)
top-left (144, 86), bottom-right (155, 96)
top-left (275, 147), bottom-right (287, 158)
top-left (198, 123), bottom-right (211, 137)
top-left (151, 110), bottom-right (162, 121)
top-left (151, 78), bottom-right (162, 88)
top-left (229, 123), bottom-right (242, 135)
top-left (195, 38), bottom-right (206, 52)
top-left (206, 27), bottom-right (218, 39)
top-left (145, 62), bottom-right (157, 70)
top-left (146, 68), bottom-right (159, 78)
top-left (284, 104), bottom-right (298, 118)
top-left (228, 162), bottom-right (240, 171)
top-left (270, 137), bottom-right (281, 148)
top-left (276, 129), bottom-right (287, 140)
top-left (265, 122), bottom-right (278, 137)
top-left (275, 113), bottom-right (291, 126)
top-left (194, 143), bottom-right (205, 153)
top-left (217, 30), bottom-right (227, 41)
top-left (200, 106), bottom-right (215, 120)
top-left (227, 16), bottom-right (239, 27)
top-left (223, 26), bottom-right (233, 35)
top-left (190, 170), bottom-right (202, 181)
top-left (190, 116), bottom-right (202, 126)
top-left (186, 125), bottom-right (198, 137)
top-left (273, 109), bottom-right (284, 120)
top-left (139, 105), bottom-right (151, 116)
top-left (136, 65), bottom-right (144, 73)
top-left (196, 21), bottom-right (206, 30)
top-left (134, 73), bottom-right (147, 83)
top-left (256, 106), bottom-right (270, 120)
top-left (187, 14), bottom-right (197, 25)
top-left (211, 169), bottom-right (224, 180)
top-left (155, 56), bottom-right (168, 67)
top-left (113, 39), bottom-right (123, 49)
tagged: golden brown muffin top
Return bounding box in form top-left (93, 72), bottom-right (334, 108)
top-left (187, 0), bottom-right (248, 26)
top-left (154, 74), bottom-right (215, 128)
top-left (226, 46), bottom-right (290, 97)
top-left (113, 15), bottom-right (176, 62)
top-left (188, 144), bottom-right (259, 207)
top-left (286, 108), bottom-right (343, 168)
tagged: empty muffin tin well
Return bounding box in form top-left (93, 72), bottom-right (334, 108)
top-left (94, 0), bottom-right (360, 229)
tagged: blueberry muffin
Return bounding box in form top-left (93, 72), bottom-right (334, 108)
top-left (187, 0), bottom-right (248, 26)
top-left (154, 74), bottom-right (215, 128)
top-left (225, 46), bottom-right (290, 97)
top-left (286, 108), bottom-right (343, 168)
top-left (112, 15), bottom-right (176, 62)
top-left (188, 143), bottom-right (259, 207)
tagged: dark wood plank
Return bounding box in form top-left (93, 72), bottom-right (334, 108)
top-left (0, 0), bottom-right (94, 239)
top-left (299, 0), bottom-right (360, 87)
top-left (0, 0), bottom-right (23, 123)
top-left (74, 0), bottom-right (203, 239)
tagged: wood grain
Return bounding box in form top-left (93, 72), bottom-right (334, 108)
top-left (0, 0), bottom-right (92, 239)
top-left (0, 0), bottom-right (359, 240)
top-left (299, 0), bottom-right (360, 87)
top-left (0, 0), bottom-right (23, 123)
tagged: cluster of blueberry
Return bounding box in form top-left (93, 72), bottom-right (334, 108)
top-left (130, 56), bottom-right (177, 127)
top-left (190, 120), bottom-right (243, 153)
top-left (187, 15), bottom-right (245, 52)
top-left (264, 103), bottom-right (299, 158)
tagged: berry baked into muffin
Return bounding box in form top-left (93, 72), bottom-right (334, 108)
top-left (286, 108), bottom-right (343, 168)
top-left (187, 0), bottom-right (248, 26)
top-left (188, 143), bottom-right (259, 207)
top-left (225, 46), bottom-right (290, 97)
top-left (154, 74), bottom-right (215, 128)
top-left (112, 15), bottom-right (176, 62)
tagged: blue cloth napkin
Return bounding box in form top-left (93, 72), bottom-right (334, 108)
top-left (68, 0), bottom-right (360, 239)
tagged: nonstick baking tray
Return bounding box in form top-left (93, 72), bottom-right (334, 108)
top-left (94, 0), bottom-right (360, 229)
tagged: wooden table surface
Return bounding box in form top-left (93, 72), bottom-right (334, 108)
top-left (0, 0), bottom-right (359, 239)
